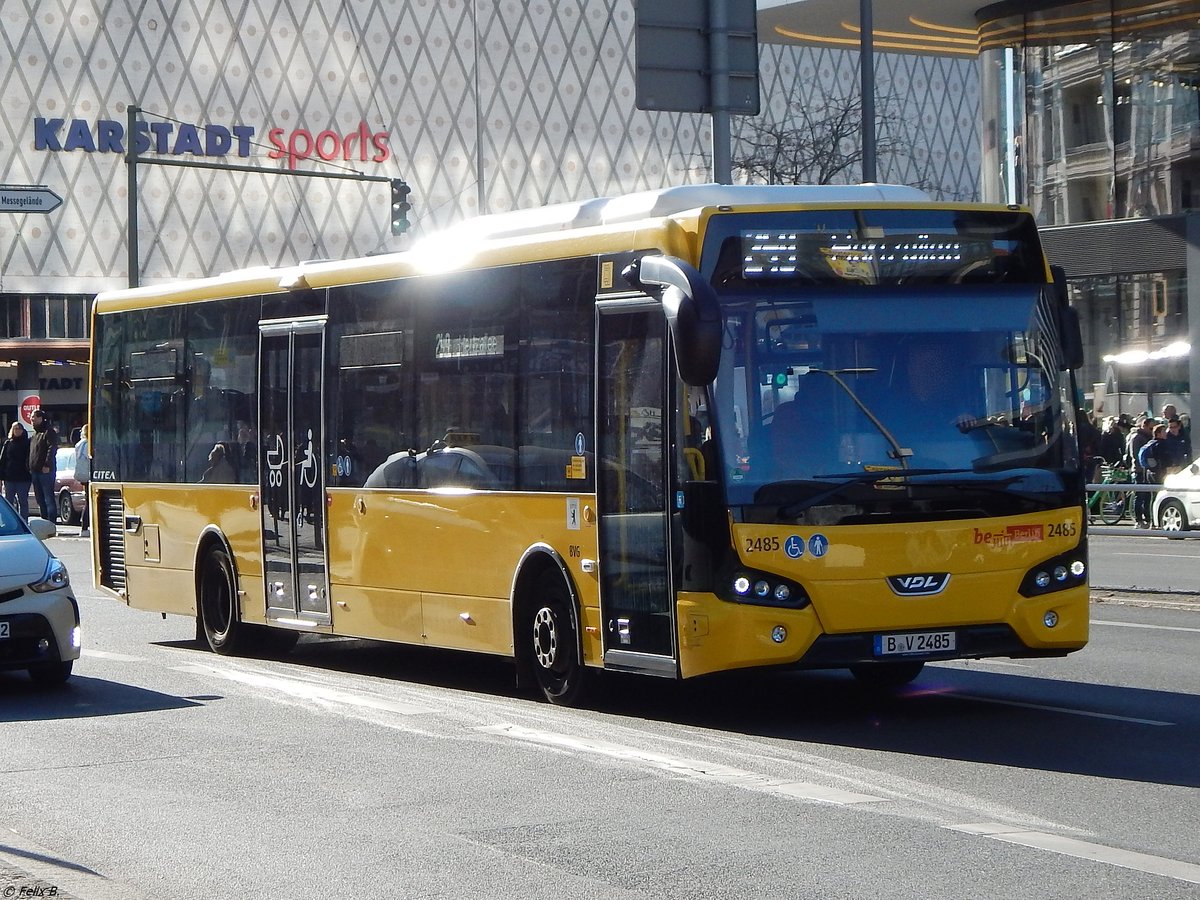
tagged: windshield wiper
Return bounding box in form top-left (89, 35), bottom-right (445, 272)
top-left (796, 366), bottom-right (913, 468)
top-left (775, 468), bottom-right (973, 517)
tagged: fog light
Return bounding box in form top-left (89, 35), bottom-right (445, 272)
top-left (1035, 571), bottom-right (1051, 589)
top-left (1070, 560), bottom-right (1085, 577)
top-left (733, 575), bottom-right (751, 595)
top-left (771, 625), bottom-right (787, 643)
top-left (773, 584), bottom-right (791, 602)
top-left (1053, 566), bottom-right (1068, 582)
top-left (754, 580), bottom-right (771, 598)
top-left (36, 638), bottom-right (49, 652)
top-left (1044, 610), bottom-right (1059, 628)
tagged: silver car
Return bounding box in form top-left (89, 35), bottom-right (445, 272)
top-left (0, 501), bottom-right (79, 684)
top-left (1153, 456), bottom-right (1200, 537)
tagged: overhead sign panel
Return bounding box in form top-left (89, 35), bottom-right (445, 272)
top-left (0, 185), bottom-right (63, 214)
top-left (635, 0), bottom-right (759, 114)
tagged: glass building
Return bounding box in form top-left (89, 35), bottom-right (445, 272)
top-left (764, 0), bottom-right (1200, 417)
top-left (978, 0), bottom-right (1200, 418)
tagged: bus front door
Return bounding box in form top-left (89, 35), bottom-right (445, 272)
top-left (258, 319), bottom-right (331, 626)
top-left (596, 305), bottom-right (677, 676)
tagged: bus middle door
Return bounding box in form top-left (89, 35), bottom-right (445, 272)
top-left (596, 302), bottom-right (677, 676)
top-left (259, 318), bottom-right (331, 626)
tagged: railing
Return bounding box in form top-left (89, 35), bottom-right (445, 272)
top-left (1085, 479), bottom-right (1200, 538)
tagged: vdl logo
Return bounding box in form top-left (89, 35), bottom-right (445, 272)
top-left (886, 573), bottom-right (951, 596)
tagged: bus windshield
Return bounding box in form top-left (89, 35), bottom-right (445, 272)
top-left (709, 284), bottom-right (1078, 523)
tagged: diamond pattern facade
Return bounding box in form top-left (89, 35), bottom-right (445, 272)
top-left (0, 0), bottom-right (978, 292)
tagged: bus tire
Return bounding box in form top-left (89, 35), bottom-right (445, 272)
top-left (525, 571), bottom-right (588, 706)
top-left (849, 661), bottom-right (924, 689)
top-left (198, 547), bottom-right (249, 656)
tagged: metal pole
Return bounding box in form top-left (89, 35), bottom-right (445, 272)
top-left (859, 0), bottom-right (876, 183)
top-left (709, 0), bottom-right (731, 183)
top-left (127, 104), bottom-right (139, 288)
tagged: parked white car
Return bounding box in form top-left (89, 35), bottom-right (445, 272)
top-left (1152, 457), bottom-right (1200, 536)
top-left (0, 500), bottom-right (79, 684)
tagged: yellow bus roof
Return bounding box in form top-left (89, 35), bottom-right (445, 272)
top-left (94, 183), bottom-right (1032, 312)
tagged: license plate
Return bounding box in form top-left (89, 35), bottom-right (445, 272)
top-left (0, 621), bottom-right (8, 640)
top-left (874, 630), bottom-right (955, 656)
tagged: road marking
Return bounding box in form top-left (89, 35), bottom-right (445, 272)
top-left (952, 693), bottom-right (1173, 726)
top-left (172, 663), bottom-right (432, 716)
top-left (947, 823), bottom-right (1200, 885)
top-left (476, 723), bottom-right (884, 805)
top-left (1092, 618), bottom-right (1200, 634)
top-left (82, 649), bottom-right (145, 661)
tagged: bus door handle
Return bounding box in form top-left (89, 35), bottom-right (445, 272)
top-left (355, 496), bottom-right (366, 515)
top-left (124, 515), bottom-right (142, 534)
top-left (250, 493), bottom-right (259, 511)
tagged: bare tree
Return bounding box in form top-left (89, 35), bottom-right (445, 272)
top-left (733, 95), bottom-right (872, 185)
top-left (732, 92), bottom-right (963, 197)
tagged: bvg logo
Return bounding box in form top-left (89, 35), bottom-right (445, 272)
top-left (887, 573), bottom-right (951, 596)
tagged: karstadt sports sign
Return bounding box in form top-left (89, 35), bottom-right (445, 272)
top-left (33, 116), bottom-right (391, 168)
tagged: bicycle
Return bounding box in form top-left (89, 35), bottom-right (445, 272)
top-left (1086, 459), bottom-right (1135, 524)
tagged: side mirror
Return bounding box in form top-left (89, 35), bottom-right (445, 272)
top-left (28, 517), bottom-right (56, 541)
top-left (1058, 302), bottom-right (1085, 371)
top-left (624, 255), bottom-right (722, 386)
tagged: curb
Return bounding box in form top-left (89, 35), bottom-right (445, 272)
top-left (1091, 588), bottom-right (1200, 611)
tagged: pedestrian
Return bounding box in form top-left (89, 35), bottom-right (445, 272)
top-left (74, 424), bottom-right (91, 532)
top-left (0, 421), bottom-right (32, 519)
top-left (27, 409), bottom-right (59, 521)
top-left (1137, 423), bottom-right (1169, 528)
top-left (1127, 416), bottom-right (1156, 527)
top-left (1098, 416), bottom-right (1125, 465)
top-left (1163, 416), bottom-right (1192, 474)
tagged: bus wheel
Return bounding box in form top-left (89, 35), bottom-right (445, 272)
top-left (199, 548), bottom-right (248, 655)
top-left (849, 661), bottom-right (924, 689)
top-left (527, 573), bottom-right (587, 706)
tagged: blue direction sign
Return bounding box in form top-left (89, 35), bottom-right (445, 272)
top-left (0, 185), bottom-right (63, 214)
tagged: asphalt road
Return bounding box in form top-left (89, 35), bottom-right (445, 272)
top-left (1, 529), bottom-right (1197, 900)
top-left (1089, 530), bottom-right (1200, 594)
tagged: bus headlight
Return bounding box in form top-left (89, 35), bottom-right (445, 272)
top-left (727, 570), bottom-right (809, 609)
top-left (1019, 549), bottom-right (1086, 598)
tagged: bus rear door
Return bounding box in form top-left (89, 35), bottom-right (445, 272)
top-left (258, 318), bottom-right (331, 626)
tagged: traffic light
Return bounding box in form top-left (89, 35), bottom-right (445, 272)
top-left (390, 179), bottom-right (411, 235)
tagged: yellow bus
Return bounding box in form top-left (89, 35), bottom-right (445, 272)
top-left (89, 184), bottom-right (1089, 703)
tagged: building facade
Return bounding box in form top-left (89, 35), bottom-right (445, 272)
top-left (0, 0), bottom-right (978, 436)
top-left (977, 0), bottom-right (1200, 416)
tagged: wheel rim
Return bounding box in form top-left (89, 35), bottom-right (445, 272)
top-left (58, 493), bottom-right (71, 521)
top-left (1161, 503), bottom-right (1185, 531)
top-left (532, 606), bottom-right (561, 672)
top-left (1100, 493), bottom-right (1128, 525)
